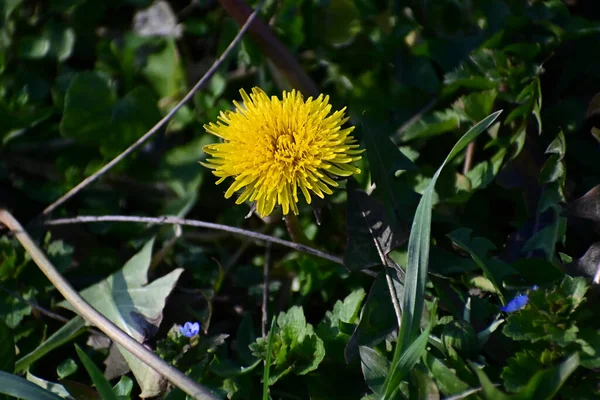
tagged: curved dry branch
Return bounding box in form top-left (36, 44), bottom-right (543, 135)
top-left (44, 215), bottom-right (344, 265)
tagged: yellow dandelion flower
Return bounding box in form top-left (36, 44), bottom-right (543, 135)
top-left (201, 87), bottom-right (363, 217)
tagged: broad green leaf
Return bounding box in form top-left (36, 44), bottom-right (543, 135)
top-left (236, 313), bottom-right (258, 366)
top-left (463, 90), bottom-right (498, 122)
top-left (0, 371), bottom-right (63, 400)
top-left (113, 376), bottom-right (133, 397)
top-left (397, 111), bottom-right (502, 356)
top-left (16, 316), bottom-right (86, 373)
top-left (518, 353), bottom-right (579, 399)
top-left (447, 228), bottom-right (511, 303)
top-left (0, 320), bottom-right (15, 373)
top-left (26, 372), bottom-right (73, 399)
top-left (424, 353), bottom-right (470, 396)
top-left (345, 274), bottom-right (397, 362)
top-left (400, 109), bottom-right (462, 142)
top-left (411, 365), bottom-right (440, 400)
top-left (56, 358), bottom-right (78, 379)
top-left (503, 276), bottom-right (587, 347)
top-left (362, 121), bottom-right (419, 220)
top-left (60, 72), bottom-right (160, 158)
top-left (344, 186), bottom-right (408, 270)
top-left (59, 240), bottom-right (183, 397)
top-left (360, 346), bottom-right (389, 395)
top-left (472, 353), bottom-right (579, 400)
top-left (251, 306), bottom-right (325, 385)
top-left (141, 38), bottom-right (186, 99)
top-left (501, 349), bottom-right (559, 392)
top-left (75, 344), bottom-right (118, 400)
top-left (17, 36), bottom-right (51, 59)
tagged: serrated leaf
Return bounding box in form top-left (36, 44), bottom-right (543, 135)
top-left (503, 277), bottom-right (588, 347)
top-left (501, 349), bottom-right (559, 392)
top-left (317, 288), bottom-right (366, 343)
top-left (251, 306), bottom-right (325, 385)
top-left (59, 240), bottom-right (183, 397)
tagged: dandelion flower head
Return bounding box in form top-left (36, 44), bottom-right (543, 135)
top-left (201, 87), bottom-right (363, 217)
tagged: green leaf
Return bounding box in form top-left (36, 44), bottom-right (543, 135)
top-left (0, 371), bottom-right (63, 400)
top-left (26, 372), bottom-right (74, 398)
top-left (344, 187), bottom-right (408, 270)
top-left (473, 353), bottom-right (579, 400)
top-left (400, 109), bottom-right (462, 142)
top-left (501, 349), bottom-right (560, 392)
top-left (15, 316), bottom-right (86, 373)
top-left (518, 353), bottom-right (579, 399)
top-left (56, 358), bottom-right (78, 379)
top-left (345, 274), bottom-right (397, 362)
top-left (359, 346), bottom-right (389, 396)
top-left (463, 90), bottom-right (498, 122)
top-left (236, 313), bottom-right (258, 366)
top-left (113, 376), bottom-right (133, 397)
top-left (503, 277), bottom-right (588, 346)
top-left (141, 38), bottom-right (186, 99)
top-left (362, 121), bottom-right (419, 220)
top-left (251, 306), bottom-right (325, 385)
top-left (424, 353), bottom-right (470, 396)
top-left (59, 240), bottom-right (183, 397)
top-left (0, 320), bottom-right (15, 373)
top-left (60, 72), bottom-right (160, 157)
top-left (318, 288), bottom-right (366, 343)
top-left (75, 344), bottom-right (119, 400)
top-left (398, 111), bottom-right (502, 355)
top-left (382, 319), bottom-right (434, 400)
top-left (17, 36), bottom-right (51, 59)
top-left (0, 287), bottom-right (33, 328)
top-left (447, 228), bottom-right (512, 303)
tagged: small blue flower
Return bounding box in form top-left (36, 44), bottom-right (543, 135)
top-left (180, 321), bottom-right (200, 338)
top-left (501, 294), bottom-right (529, 312)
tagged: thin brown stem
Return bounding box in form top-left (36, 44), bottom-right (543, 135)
top-left (41, 0), bottom-right (266, 218)
top-left (283, 213), bottom-right (311, 246)
top-left (463, 141), bottom-right (476, 175)
top-left (262, 242), bottom-right (271, 338)
top-left (218, 0), bottom-right (318, 97)
top-left (44, 215), bottom-right (343, 265)
top-left (0, 285), bottom-right (70, 324)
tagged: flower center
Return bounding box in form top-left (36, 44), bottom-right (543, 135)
top-left (274, 134), bottom-right (300, 165)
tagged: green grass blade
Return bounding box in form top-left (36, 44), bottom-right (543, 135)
top-left (262, 316), bottom-right (277, 400)
top-left (398, 111), bottom-right (502, 352)
top-left (16, 316), bottom-right (86, 373)
top-left (381, 111), bottom-right (502, 398)
top-left (75, 344), bottom-right (119, 400)
top-left (0, 370), bottom-right (63, 400)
